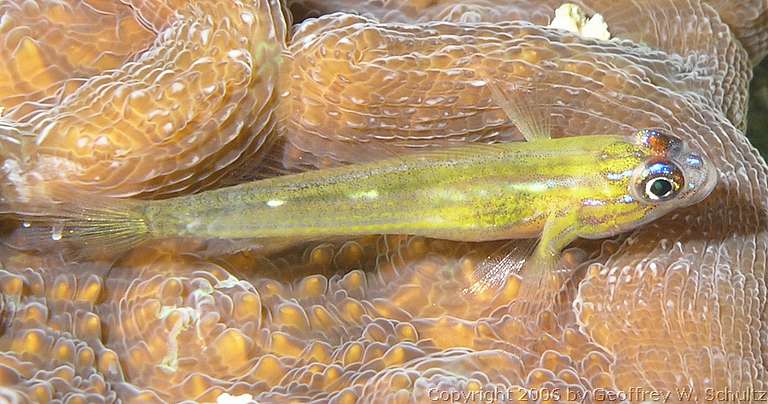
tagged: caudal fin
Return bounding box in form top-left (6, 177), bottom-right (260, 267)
top-left (2, 184), bottom-right (151, 258)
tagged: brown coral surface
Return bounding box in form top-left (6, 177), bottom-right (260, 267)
top-left (0, 0), bottom-right (767, 402)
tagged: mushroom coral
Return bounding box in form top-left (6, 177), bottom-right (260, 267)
top-left (0, 0), bottom-right (766, 402)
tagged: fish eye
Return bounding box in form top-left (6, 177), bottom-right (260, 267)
top-left (645, 177), bottom-right (675, 200)
top-left (637, 161), bottom-right (684, 202)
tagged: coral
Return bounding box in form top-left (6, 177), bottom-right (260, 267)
top-left (0, 0), bottom-right (289, 198)
top-left (0, 0), bottom-right (767, 402)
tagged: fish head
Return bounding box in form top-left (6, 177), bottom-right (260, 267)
top-left (580, 128), bottom-right (718, 239)
top-left (629, 128), bottom-right (718, 209)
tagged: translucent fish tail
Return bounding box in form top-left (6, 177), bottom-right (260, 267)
top-left (2, 184), bottom-right (151, 258)
top-left (0, 128), bottom-right (28, 215)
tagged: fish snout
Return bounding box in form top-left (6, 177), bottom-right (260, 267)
top-left (678, 149), bottom-right (719, 205)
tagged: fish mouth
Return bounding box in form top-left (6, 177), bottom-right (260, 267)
top-left (682, 151), bottom-right (719, 205)
top-left (670, 145), bottom-right (719, 206)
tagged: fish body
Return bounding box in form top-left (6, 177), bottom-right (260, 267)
top-left (13, 128), bottom-right (715, 262)
top-left (147, 135), bottom-right (631, 241)
top-left (5, 85), bottom-right (718, 318)
top-left (143, 132), bottom-right (708, 245)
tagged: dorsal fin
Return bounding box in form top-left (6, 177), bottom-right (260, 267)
top-left (482, 76), bottom-right (552, 142)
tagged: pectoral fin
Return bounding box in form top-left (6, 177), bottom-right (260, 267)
top-left (510, 209), bottom-right (581, 320)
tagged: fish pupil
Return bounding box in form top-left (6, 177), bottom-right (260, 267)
top-left (649, 178), bottom-right (673, 198)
